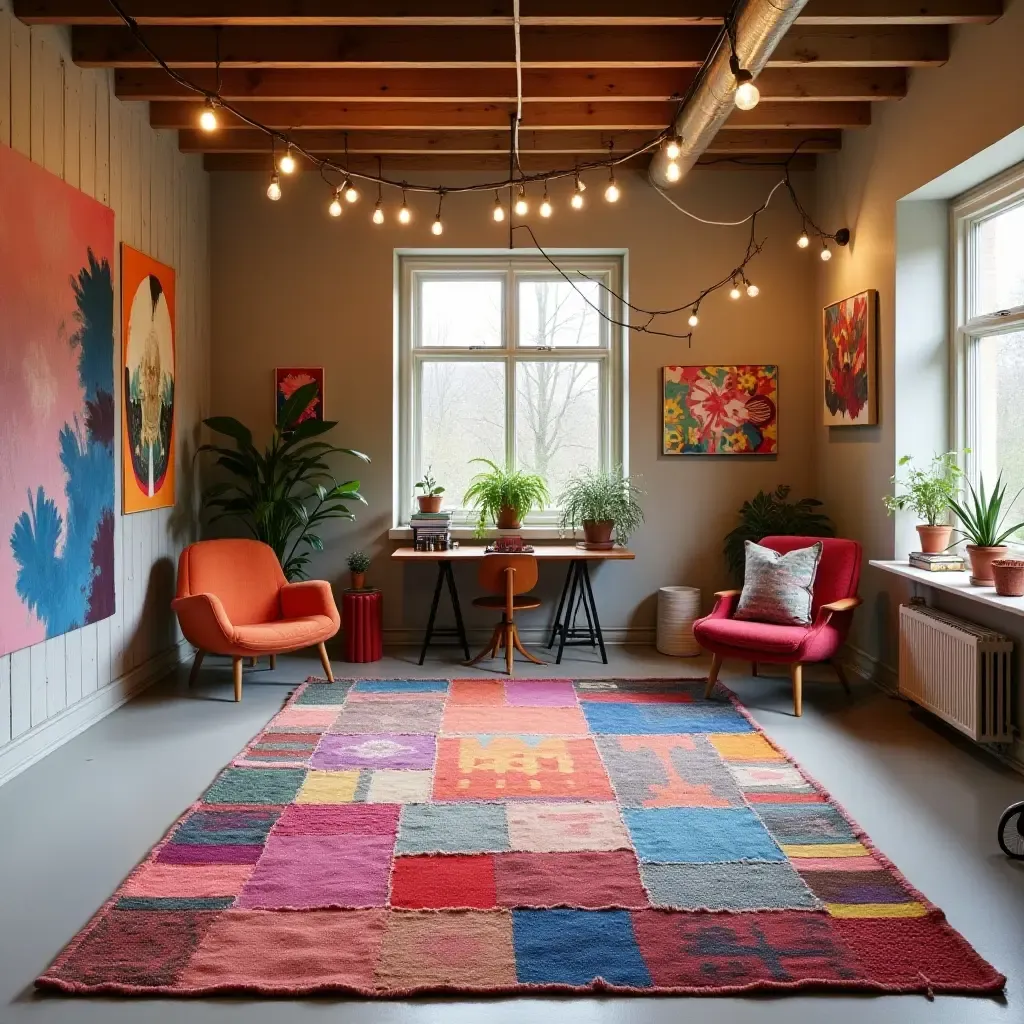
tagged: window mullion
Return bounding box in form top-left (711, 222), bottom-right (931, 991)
top-left (506, 266), bottom-right (517, 471)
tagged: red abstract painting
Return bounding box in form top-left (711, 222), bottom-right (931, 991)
top-left (823, 290), bottom-right (877, 426)
top-left (275, 367), bottom-right (324, 426)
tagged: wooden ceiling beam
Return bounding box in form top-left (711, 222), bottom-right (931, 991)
top-left (179, 127), bottom-right (840, 154)
top-left (16, 0), bottom-right (1000, 26)
top-left (117, 66), bottom-right (908, 103)
top-left (202, 151), bottom-right (819, 173)
top-left (73, 24), bottom-right (948, 69)
top-left (152, 98), bottom-right (870, 131)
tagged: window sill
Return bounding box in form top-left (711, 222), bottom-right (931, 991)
top-left (388, 526), bottom-right (570, 542)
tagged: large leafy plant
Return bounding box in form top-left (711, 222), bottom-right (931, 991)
top-left (724, 485), bottom-right (834, 583)
top-left (200, 382), bottom-right (369, 580)
top-left (462, 458), bottom-right (549, 534)
top-left (883, 451), bottom-right (964, 526)
top-left (948, 474), bottom-right (1024, 548)
top-left (557, 468), bottom-right (645, 543)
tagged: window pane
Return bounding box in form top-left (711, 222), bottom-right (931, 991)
top-left (515, 361), bottom-right (600, 503)
top-left (976, 329), bottom-right (1024, 533)
top-left (974, 204), bottom-right (1024, 316)
top-left (518, 279), bottom-right (603, 348)
top-left (418, 361), bottom-right (505, 510)
top-left (418, 278), bottom-right (503, 347)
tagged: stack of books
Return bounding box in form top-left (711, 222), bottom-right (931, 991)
top-left (909, 551), bottom-right (966, 572)
top-left (411, 510), bottom-right (452, 551)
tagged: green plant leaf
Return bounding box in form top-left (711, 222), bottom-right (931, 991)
top-left (204, 417), bottom-right (253, 448)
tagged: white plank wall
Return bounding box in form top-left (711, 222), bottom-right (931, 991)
top-left (0, 6), bottom-right (211, 783)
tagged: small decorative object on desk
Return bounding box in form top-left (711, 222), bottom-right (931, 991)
top-left (657, 586), bottom-right (701, 657)
top-left (411, 509), bottom-right (452, 551)
top-left (908, 551), bottom-right (966, 572)
top-left (346, 550), bottom-right (371, 590)
top-left (489, 535), bottom-right (527, 553)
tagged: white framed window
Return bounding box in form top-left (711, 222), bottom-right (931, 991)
top-left (395, 252), bottom-right (627, 529)
top-left (951, 163), bottom-right (1024, 535)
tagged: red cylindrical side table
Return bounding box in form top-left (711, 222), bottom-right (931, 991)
top-left (342, 588), bottom-right (383, 663)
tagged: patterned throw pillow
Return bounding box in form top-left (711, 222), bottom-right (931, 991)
top-left (735, 541), bottom-right (823, 626)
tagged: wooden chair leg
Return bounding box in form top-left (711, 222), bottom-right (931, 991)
top-left (468, 624), bottom-right (502, 666)
top-left (232, 656), bottom-right (243, 702)
top-left (249, 656), bottom-right (258, 668)
top-left (790, 662), bottom-right (803, 717)
top-left (832, 659), bottom-right (852, 694)
top-left (704, 653), bottom-right (723, 699)
top-left (188, 649), bottom-right (205, 687)
top-left (505, 623), bottom-right (515, 676)
top-left (269, 654), bottom-right (277, 670)
top-left (751, 661), bottom-right (758, 677)
top-left (512, 624), bottom-right (545, 665)
top-left (317, 642), bottom-right (335, 682)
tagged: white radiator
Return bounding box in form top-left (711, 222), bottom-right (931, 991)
top-left (898, 603), bottom-right (1013, 742)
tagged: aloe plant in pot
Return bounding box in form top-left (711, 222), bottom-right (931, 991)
top-left (948, 474), bottom-right (1024, 585)
top-left (557, 468), bottom-right (644, 549)
top-left (883, 450), bottom-right (963, 554)
top-left (462, 459), bottom-right (549, 534)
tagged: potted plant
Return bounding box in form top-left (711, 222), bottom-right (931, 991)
top-left (557, 468), bottom-right (644, 549)
top-left (883, 451), bottom-right (963, 554)
top-left (948, 474), bottom-right (1024, 585)
top-left (414, 467), bottom-right (445, 513)
top-left (723, 485), bottom-right (834, 584)
top-left (991, 559), bottom-right (1024, 598)
top-left (462, 458), bottom-right (549, 534)
top-left (200, 382), bottom-right (368, 581)
top-left (347, 550), bottom-right (371, 590)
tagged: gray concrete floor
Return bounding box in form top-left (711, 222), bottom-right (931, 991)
top-left (0, 646), bottom-right (1022, 1024)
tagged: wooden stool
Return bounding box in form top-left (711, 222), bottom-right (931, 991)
top-left (468, 554), bottom-right (544, 676)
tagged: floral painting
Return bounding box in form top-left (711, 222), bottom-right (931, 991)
top-left (663, 365), bottom-right (778, 455)
top-left (275, 367), bottom-right (324, 426)
top-left (122, 245), bottom-right (176, 513)
top-left (0, 143), bottom-right (116, 657)
top-left (823, 289), bottom-right (877, 426)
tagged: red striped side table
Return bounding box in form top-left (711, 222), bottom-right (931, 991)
top-left (342, 588), bottom-right (383, 663)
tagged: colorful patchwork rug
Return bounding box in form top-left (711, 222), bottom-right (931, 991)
top-left (38, 677), bottom-right (1004, 998)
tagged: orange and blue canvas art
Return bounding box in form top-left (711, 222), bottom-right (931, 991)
top-left (0, 143), bottom-right (116, 658)
top-left (663, 365), bottom-right (778, 455)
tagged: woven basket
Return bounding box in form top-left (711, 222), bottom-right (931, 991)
top-left (991, 559), bottom-right (1024, 598)
top-left (656, 586), bottom-right (701, 657)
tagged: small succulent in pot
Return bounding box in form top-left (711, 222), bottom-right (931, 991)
top-left (414, 466), bottom-right (445, 513)
top-left (948, 473), bottom-right (1024, 585)
top-left (557, 467), bottom-right (644, 549)
top-left (346, 550), bottom-right (371, 590)
top-left (883, 450), bottom-right (964, 554)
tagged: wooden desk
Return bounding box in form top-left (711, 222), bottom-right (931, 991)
top-left (391, 545), bottom-right (636, 665)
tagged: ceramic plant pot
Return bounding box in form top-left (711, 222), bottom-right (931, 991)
top-left (351, 571), bottom-right (366, 590)
top-left (966, 545), bottom-right (1008, 586)
top-left (582, 519), bottom-right (615, 550)
top-left (496, 505), bottom-right (522, 530)
top-left (991, 559), bottom-right (1024, 597)
top-left (417, 495), bottom-right (442, 514)
top-left (916, 524), bottom-right (953, 555)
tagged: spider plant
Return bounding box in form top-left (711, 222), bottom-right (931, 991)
top-left (199, 381), bottom-right (369, 581)
top-left (462, 458), bottom-right (549, 534)
top-left (557, 468), bottom-right (645, 544)
top-left (948, 474), bottom-right (1024, 548)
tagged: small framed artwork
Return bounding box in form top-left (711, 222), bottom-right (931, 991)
top-left (663, 365), bottom-right (778, 455)
top-left (823, 289), bottom-right (878, 426)
top-left (275, 367), bottom-right (324, 426)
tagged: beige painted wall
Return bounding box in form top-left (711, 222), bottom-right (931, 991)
top-left (812, 0), bottom-right (1024, 679)
top-left (0, 9), bottom-right (211, 782)
top-left (210, 166), bottom-right (818, 641)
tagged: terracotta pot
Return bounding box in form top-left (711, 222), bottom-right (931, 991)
top-left (350, 571), bottom-right (365, 590)
top-left (991, 559), bottom-right (1024, 597)
top-left (965, 545), bottom-right (1008, 586)
top-left (582, 519), bottom-right (615, 550)
top-left (417, 494), bottom-right (442, 514)
top-left (496, 505), bottom-right (521, 530)
top-left (916, 524), bottom-right (952, 555)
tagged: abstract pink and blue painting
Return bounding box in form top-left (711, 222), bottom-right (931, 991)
top-left (0, 143), bottom-right (116, 658)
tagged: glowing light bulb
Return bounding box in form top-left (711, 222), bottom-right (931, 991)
top-left (820, 244), bottom-right (832, 262)
top-left (797, 232), bottom-right (810, 249)
top-left (539, 187), bottom-right (552, 218)
top-left (266, 172), bottom-right (281, 201)
top-left (729, 285), bottom-right (742, 300)
top-left (665, 160), bottom-right (681, 182)
top-left (372, 199), bottom-right (384, 224)
top-left (492, 194), bottom-right (505, 222)
top-left (571, 190), bottom-right (584, 210)
top-left (514, 185), bottom-right (528, 216)
top-left (328, 188), bottom-right (342, 217)
top-left (343, 179), bottom-right (358, 202)
top-left (605, 175), bottom-right (620, 203)
top-left (746, 282), bottom-right (759, 298)
top-left (431, 215), bottom-right (443, 236)
top-left (687, 310), bottom-right (699, 328)
top-left (278, 147), bottom-right (296, 174)
top-left (734, 78), bottom-right (760, 111)
top-left (398, 201), bottom-right (411, 224)
top-left (199, 98), bottom-right (217, 132)
top-left (666, 136), bottom-right (682, 161)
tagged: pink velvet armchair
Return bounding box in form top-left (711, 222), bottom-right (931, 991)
top-left (693, 535), bottom-right (862, 717)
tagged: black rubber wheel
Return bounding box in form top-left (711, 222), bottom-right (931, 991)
top-left (998, 802), bottom-right (1024, 859)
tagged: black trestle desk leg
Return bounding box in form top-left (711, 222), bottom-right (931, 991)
top-left (418, 562), bottom-right (446, 666)
top-left (555, 561), bottom-right (580, 665)
top-left (549, 561), bottom-right (574, 649)
top-left (445, 561), bottom-right (470, 661)
top-left (580, 561), bottom-right (608, 664)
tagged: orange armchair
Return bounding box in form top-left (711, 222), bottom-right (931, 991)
top-left (172, 539), bottom-right (340, 701)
